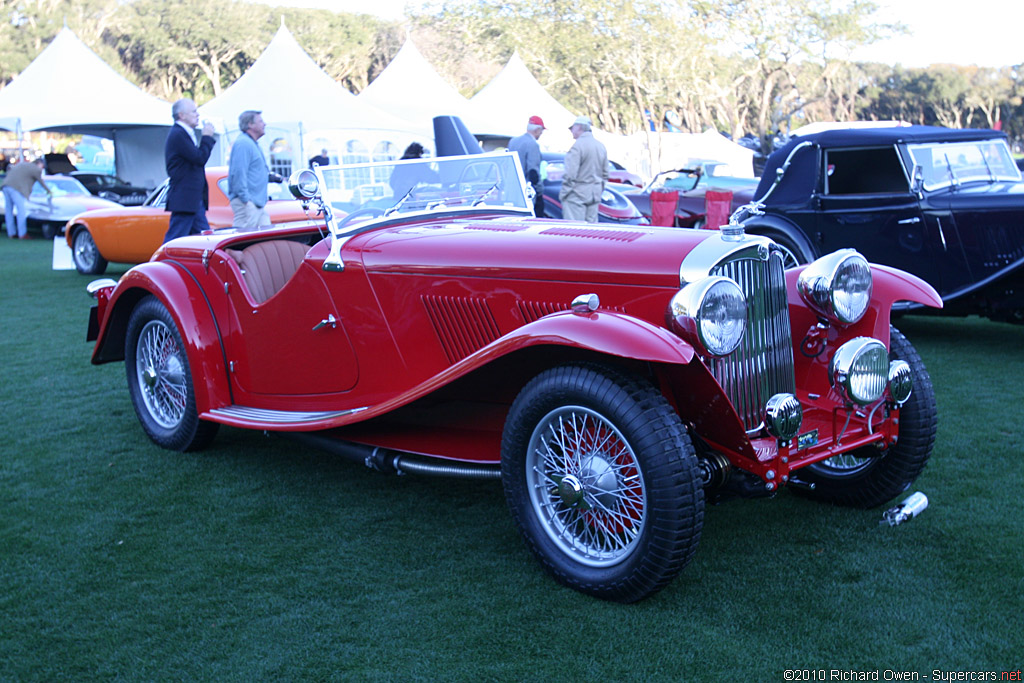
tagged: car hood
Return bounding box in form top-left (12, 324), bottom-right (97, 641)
top-left (356, 216), bottom-right (713, 287)
top-left (929, 180), bottom-right (1024, 210)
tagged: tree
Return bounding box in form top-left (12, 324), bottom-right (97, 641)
top-left (103, 0), bottom-right (265, 101)
top-left (0, 0), bottom-right (121, 87)
top-left (691, 0), bottom-right (897, 149)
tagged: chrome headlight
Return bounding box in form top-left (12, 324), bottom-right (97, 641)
top-left (288, 168), bottom-right (320, 199)
top-left (830, 337), bottom-right (889, 405)
top-left (888, 360), bottom-right (913, 404)
top-left (669, 276), bottom-right (747, 357)
top-left (797, 249), bottom-right (872, 324)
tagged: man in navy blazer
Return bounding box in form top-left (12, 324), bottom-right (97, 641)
top-left (163, 98), bottom-right (217, 243)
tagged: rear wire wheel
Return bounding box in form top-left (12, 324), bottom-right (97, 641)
top-left (125, 296), bottom-right (218, 452)
top-left (501, 363), bottom-right (704, 602)
top-left (795, 326), bottom-right (936, 507)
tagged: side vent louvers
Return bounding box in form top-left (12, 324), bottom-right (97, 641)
top-left (422, 295), bottom-right (501, 364)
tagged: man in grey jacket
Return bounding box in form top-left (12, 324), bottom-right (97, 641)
top-left (227, 110), bottom-right (281, 230)
top-left (508, 115), bottom-right (546, 217)
top-left (559, 115), bottom-right (607, 223)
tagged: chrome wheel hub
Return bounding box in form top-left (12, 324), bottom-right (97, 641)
top-left (558, 474), bottom-right (585, 507)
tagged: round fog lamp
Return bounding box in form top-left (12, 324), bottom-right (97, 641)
top-left (830, 337), bottom-right (889, 405)
top-left (765, 393), bottom-right (802, 440)
top-left (888, 360), bottom-right (913, 404)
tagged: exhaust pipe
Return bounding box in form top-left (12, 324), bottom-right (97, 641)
top-left (279, 432), bottom-right (501, 480)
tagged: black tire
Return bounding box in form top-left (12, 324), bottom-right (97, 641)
top-left (501, 363), bottom-right (704, 602)
top-left (41, 222), bottom-right (57, 240)
top-left (125, 296), bottom-right (218, 452)
top-left (795, 326), bottom-right (936, 508)
top-left (71, 227), bottom-right (108, 275)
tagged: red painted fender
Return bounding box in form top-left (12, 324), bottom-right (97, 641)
top-left (786, 261), bottom-right (943, 342)
top-left (484, 309), bottom-right (697, 365)
top-left (868, 264), bottom-right (943, 309)
top-left (91, 261), bottom-right (231, 413)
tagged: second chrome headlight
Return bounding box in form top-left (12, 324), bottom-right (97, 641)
top-left (797, 249), bottom-right (872, 324)
top-left (669, 276), bottom-right (747, 356)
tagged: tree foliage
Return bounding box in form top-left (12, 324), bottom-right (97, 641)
top-left (2, 0), bottom-right (1022, 152)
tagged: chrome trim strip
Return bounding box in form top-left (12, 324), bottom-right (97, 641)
top-left (209, 405), bottom-right (368, 424)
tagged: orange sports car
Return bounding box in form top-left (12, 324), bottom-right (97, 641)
top-left (65, 167), bottom-right (322, 274)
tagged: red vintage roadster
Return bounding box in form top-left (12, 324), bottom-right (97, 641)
top-left (86, 151), bottom-right (941, 602)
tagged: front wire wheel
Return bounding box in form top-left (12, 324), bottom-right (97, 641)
top-left (795, 326), bottom-right (937, 508)
top-left (527, 406), bottom-right (647, 567)
top-left (125, 296), bottom-right (218, 451)
top-left (502, 363), bottom-right (704, 602)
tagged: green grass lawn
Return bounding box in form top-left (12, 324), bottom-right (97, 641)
top-left (2, 238), bottom-right (1021, 680)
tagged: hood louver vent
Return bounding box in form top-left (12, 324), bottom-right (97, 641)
top-left (422, 295), bottom-right (501, 364)
top-left (539, 226), bottom-right (644, 242)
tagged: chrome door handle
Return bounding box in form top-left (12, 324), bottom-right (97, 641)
top-left (312, 314), bottom-right (337, 331)
top-left (898, 217), bottom-right (921, 225)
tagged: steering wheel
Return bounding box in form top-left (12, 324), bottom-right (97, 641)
top-left (336, 206), bottom-right (384, 229)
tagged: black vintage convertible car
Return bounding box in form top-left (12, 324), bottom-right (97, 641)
top-left (742, 125), bottom-right (1024, 323)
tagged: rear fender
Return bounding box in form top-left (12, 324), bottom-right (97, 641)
top-left (91, 261), bottom-right (231, 413)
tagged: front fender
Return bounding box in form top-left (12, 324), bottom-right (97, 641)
top-left (92, 261), bottom-right (231, 413)
top-left (490, 310), bottom-right (696, 365)
top-left (786, 260), bottom-right (942, 343)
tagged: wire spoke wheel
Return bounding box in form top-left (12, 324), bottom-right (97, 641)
top-left (527, 406), bottom-right (646, 567)
top-left (135, 319), bottom-right (188, 429)
top-left (502, 363), bottom-right (704, 602)
top-left (125, 296), bottom-right (218, 452)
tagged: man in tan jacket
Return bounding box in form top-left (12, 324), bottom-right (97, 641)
top-left (559, 115), bottom-right (608, 223)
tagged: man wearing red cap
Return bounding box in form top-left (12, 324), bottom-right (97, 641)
top-left (508, 115), bottom-right (546, 217)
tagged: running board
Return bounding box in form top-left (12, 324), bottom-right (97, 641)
top-left (207, 404), bottom-right (368, 425)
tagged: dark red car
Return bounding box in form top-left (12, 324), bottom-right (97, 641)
top-left (86, 151), bottom-right (941, 602)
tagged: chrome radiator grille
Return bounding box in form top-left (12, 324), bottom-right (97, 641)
top-left (708, 249), bottom-right (796, 432)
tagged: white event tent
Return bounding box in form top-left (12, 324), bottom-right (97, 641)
top-left (0, 27), bottom-right (173, 188)
top-left (631, 129), bottom-right (756, 180)
top-left (199, 23), bottom-right (427, 175)
top-left (466, 53), bottom-right (579, 153)
top-left (358, 39), bottom-right (473, 151)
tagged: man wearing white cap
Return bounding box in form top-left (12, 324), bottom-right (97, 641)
top-left (559, 115), bottom-right (607, 223)
top-left (508, 115), bottom-right (546, 217)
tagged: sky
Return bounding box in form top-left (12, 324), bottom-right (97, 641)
top-left (265, 0), bottom-right (1024, 69)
